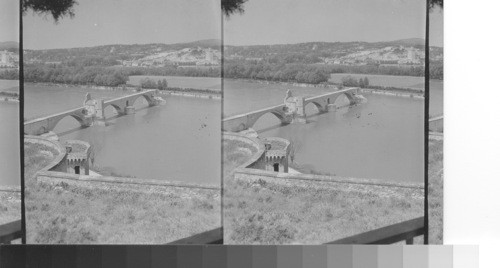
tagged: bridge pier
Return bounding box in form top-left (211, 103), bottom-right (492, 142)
top-left (81, 116), bottom-right (94, 128)
top-left (125, 106), bottom-right (136, 115)
top-left (293, 114), bottom-right (307, 124)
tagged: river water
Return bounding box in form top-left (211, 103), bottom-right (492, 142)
top-left (223, 78), bottom-right (443, 183)
top-left (4, 75), bottom-right (442, 186)
top-left (24, 84), bottom-right (221, 185)
top-left (0, 80), bottom-right (20, 186)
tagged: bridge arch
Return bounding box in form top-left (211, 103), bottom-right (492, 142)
top-left (247, 110), bottom-right (287, 129)
top-left (305, 100), bottom-right (326, 113)
top-left (332, 92), bottom-right (356, 106)
top-left (104, 103), bottom-right (123, 115)
top-left (49, 113), bottom-right (88, 133)
top-left (129, 93), bottom-right (154, 107)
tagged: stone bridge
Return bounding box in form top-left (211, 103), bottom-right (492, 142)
top-left (24, 89), bottom-right (164, 135)
top-left (98, 90), bottom-right (163, 119)
top-left (429, 115), bottom-right (444, 133)
top-left (222, 87), bottom-right (363, 132)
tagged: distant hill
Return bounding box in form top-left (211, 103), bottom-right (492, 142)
top-left (383, 38), bottom-right (425, 47)
top-left (0, 41), bottom-right (19, 52)
top-left (224, 38), bottom-right (442, 63)
top-left (22, 38), bottom-right (442, 68)
top-left (185, 39), bottom-right (221, 48)
top-left (24, 40), bottom-right (222, 64)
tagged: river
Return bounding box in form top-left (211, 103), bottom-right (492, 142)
top-left (223, 78), bottom-right (443, 183)
top-left (5, 75), bottom-right (442, 185)
top-left (24, 84), bottom-right (221, 185)
top-left (0, 80), bottom-right (20, 186)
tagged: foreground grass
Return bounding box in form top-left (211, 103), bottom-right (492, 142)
top-left (224, 174), bottom-right (423, 244)
top-left (222, 139), bottom-right (257, 180)
top-left (0, 190), bottom-right (21, 225)
top-left (428, 139), bottom-right (444, 244)
top-left (24, 141), bottom-right (220, 244)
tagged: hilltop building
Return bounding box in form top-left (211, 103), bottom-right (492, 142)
top-left (0, 50), bottom-right (18, 68)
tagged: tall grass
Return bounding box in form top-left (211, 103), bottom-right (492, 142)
top-left (428, 139), bottom-right (443, 244)
top-left (224, 172), bottom-right (423, 244)
top-left (0, 191), bottom-right (21, 225)
top-left (222, 139), bottom-right (256, 179)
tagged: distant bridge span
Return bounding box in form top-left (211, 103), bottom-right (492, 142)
top-left (101, 90), bottom-right (160, 116)
top-left (223, 87), bottom-right (362, 132)
top-left (24, 89), bottom-right (163, 135)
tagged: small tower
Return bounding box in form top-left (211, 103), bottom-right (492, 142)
top-left (283, 89), bottom-right (306, 123)
top-left (263, 137), bottom-right (290, 173)
top-left (64, 140), bottom-right (92, 175)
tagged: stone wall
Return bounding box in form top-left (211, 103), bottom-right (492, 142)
top-left (24, 135), bottom-right (67, 172)
top-left (26, 135), bottom-right (219, 190)
top-left (235, 164), bottom-right (424, 190)
top-left (222, 131), bottom-right (266, 170)
top-left (36, 171), bottom-right (220, 190)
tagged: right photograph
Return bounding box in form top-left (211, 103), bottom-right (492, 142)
top-left (222, 0), bottom-right (438, 244)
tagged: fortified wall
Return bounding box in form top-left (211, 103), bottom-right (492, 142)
top-left (223, 132), bottom-right (291, 173)
top-left (224, 132), bottom-right (424, 190)
top-left (25, 135), bottom-right (219, 190)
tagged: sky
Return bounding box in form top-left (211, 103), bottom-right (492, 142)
top-left (23, 0), bottom-right (221, 49)
top-left (0, 0), bottom-right (19, 42)
top-left (429, 7), bottom-right (444, 47)
top-left (225, 0), bottom-right (443, 47)
top-left (21, 0), bottom-right (443, 49)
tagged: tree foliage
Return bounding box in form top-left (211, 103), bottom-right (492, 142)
top-left (22, 0), bottom-right (78, 22)
top-left (140, 78), bottom-right (168, 90)
top-left (224, 60), bottom-right (330, 84)
top-left (0, 70), bottom-right (20, 80)
top-left (22, 61), bottom-right (219, 87)
top-left (222, 0), bottom-right (248, 17)
top-left (429, 0), bottom-right (443, 10)
top-left (341, 76), bottom-right (370, 88)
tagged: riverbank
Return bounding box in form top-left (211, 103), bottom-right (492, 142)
top-left (229, 78), bottom-right (424, 99)
top-left (25, 82), bottom-right (221, 100)
top-left (158, 87), bottom-right (221, 100)
top-left (24, 140), bottom-right (220, 244)
top-left (0, 96), bottom-right (19, 103)
top-left (361, 87), bottom-right (424, 99)
top-left (0, 90), bottom-right (19, 102)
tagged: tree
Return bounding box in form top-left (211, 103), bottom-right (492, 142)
top-left (429, 0), bottom-right (443, 10)
top-left (341, 75), bottom-right (358, 87)
top-left (156, 78), bottom-right (168, 90)
top-left (22, 0), bottom-right (78, 22)
top-left (358, 78), bottom-right (364, 88)
top-left (363, 77), bottom-right (369, 87)
top-left (222, 0), bottom-right (248, 17)
top-left (289, 137), bottom-right (302, 164)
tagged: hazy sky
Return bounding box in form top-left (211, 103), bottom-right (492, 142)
top-left (0, 0), bottom-right (19, 42)
top-left (21, 0), bottom-right (443, 49)
top-left (429, 8), bottom-right (444, 47)
top-left (23, 0), bottom-right (221, 49)
top-left (225, 0), bottom-right (442, 46)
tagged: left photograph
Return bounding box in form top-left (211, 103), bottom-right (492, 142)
top-left (22, 0), bottom-right (222, 243)
top-left (0, 0), bottom-right (21, 245)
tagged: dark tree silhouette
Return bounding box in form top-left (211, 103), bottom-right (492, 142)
top-left (221, 0), bottom-right (248, 17)
top-left (430, 0), bottom-right (443, 10)
top-left (22, 0), bottom-right (78, 22)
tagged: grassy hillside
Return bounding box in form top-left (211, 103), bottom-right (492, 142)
top-left (224, 172), bottom-right (424, 244)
